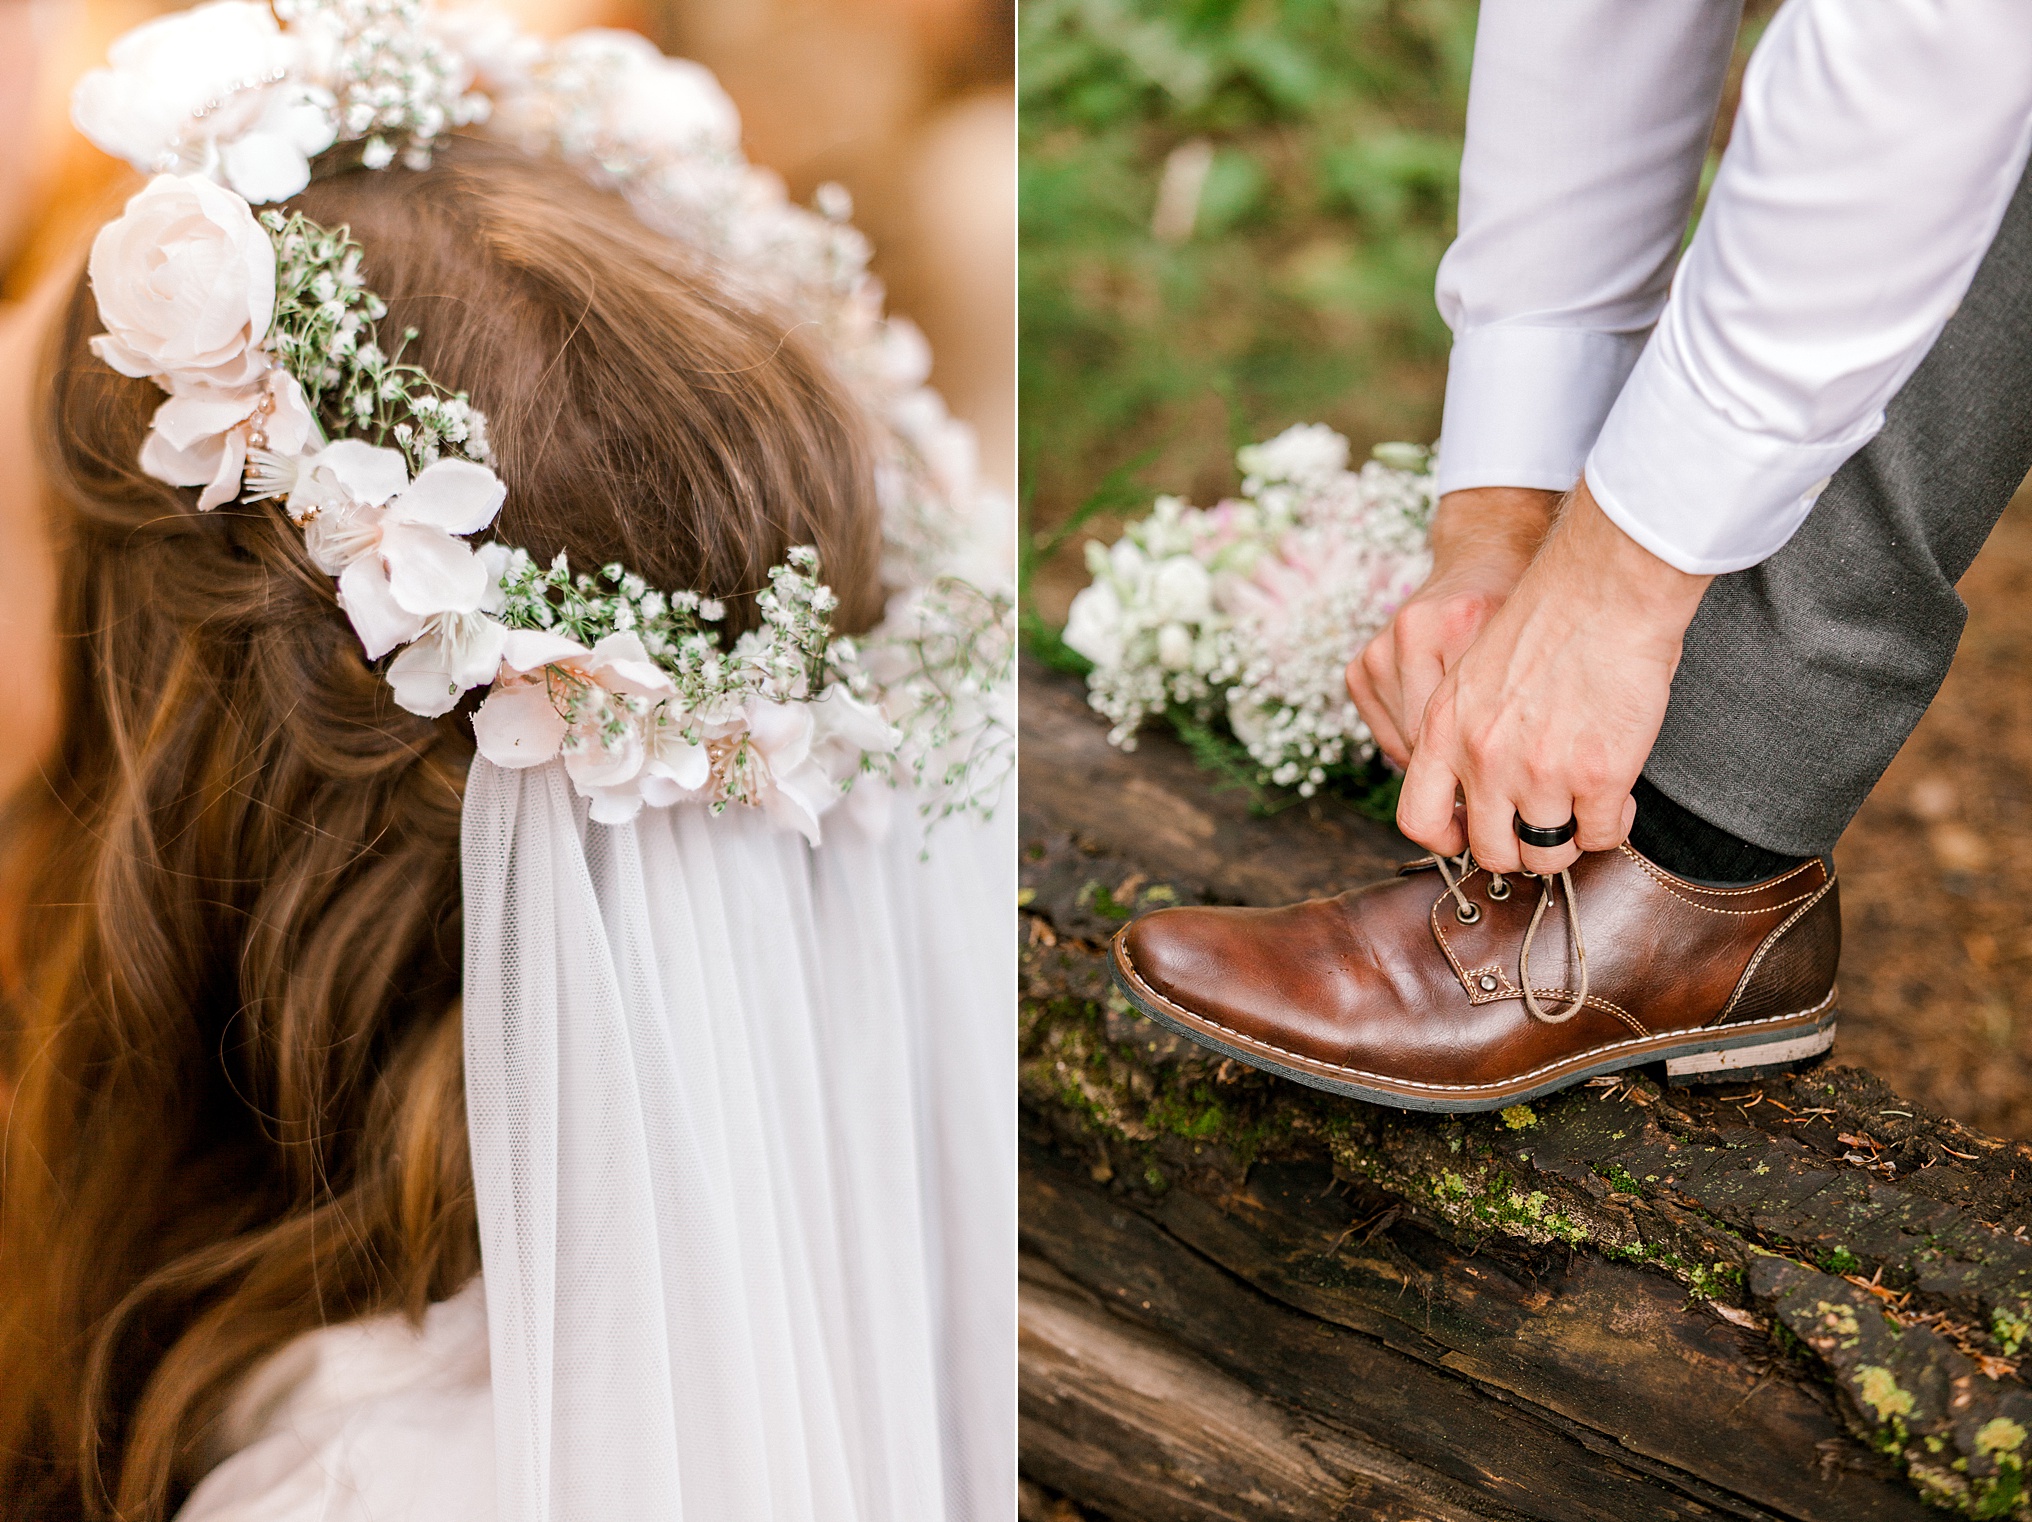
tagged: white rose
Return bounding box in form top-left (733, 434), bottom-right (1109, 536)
top-left (70, 2), bottom-right (335, 204)
top-left (89, 174), bottom-right (277, 391)
top-left (1237, 423), bottom-right (1350, 488)
top-left (1150, 556), bottom-right (1213, 624)
top-left (1061, 582), bottom-right (1125, 669)
top-left (1156, 622), bottom-right (1194, 671)
top-left (1107, 537), bottom-right (1146, 582)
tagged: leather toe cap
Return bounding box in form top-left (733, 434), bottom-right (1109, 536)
top-left (1117, 904), bottom-right (1257, 1013)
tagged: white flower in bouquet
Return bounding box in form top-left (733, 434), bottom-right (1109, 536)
top-left (1221, 486), bottom-right (1429, 792)
top-left (1236, 422), bottom-right (1349, 490)
top-left (1062, 493), bottom-right (1263, 748)
top-left (1065, 426), bottom-right (1435, 793)
top-left (1061, 578), bottom-right (1126, 670)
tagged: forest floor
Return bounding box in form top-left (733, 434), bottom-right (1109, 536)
top-left (1834, 486), bottom-right (2032, 1140)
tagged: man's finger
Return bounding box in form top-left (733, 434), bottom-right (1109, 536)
top-left (1467, 787), bottom-right (1529, 876)
top-left (1396, 640), bottom-right (1448, 758)
top-left (1346, 648), bottom-right (1409, 768)
top-left (1397, 746), bottom-right (1466, 856)
top-left (1574, 787), bottom-right (1633, 854)
top-left (1508, 777), bottom-right (1580, 873)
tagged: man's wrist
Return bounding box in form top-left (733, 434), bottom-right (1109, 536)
top-left (1429, 486), bottom-right (1560, 577)
top-left (1545, 479), bottom-right (1712, 635)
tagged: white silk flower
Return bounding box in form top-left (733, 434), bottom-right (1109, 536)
top-left (71, 1), bottom-right (336, 204)
top-left (473, 629), bottom-right (685, 823)
top-left (743, 686), bottom-right (896, 844)
top-left (295, 440), bottom-right (508, 657)
top-left (383, 543), bottom-right (516, 719)
top-left (142, 368), bottom-right (319, 511)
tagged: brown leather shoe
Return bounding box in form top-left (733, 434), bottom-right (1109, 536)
top-left (1110, 844), bottom-right (1838, 1113)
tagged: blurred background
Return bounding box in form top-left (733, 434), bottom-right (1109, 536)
top-left (1018, 0), bottom-right (2032, 1147)
top-left (0, 0), bottom-right (1014, 496)
top-left (1021, 0), bottom-right (1469, 626)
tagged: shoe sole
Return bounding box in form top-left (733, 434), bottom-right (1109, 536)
top-left (1109, 933), bottom-right (1838, 1115)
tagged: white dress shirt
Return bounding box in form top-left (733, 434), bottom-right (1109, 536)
top-left (1435, 0), bottom-right (2032, 574)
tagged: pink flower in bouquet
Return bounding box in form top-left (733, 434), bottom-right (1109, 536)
top-left (1190, 499), bottom-right (1253, 560)
top-left (1220, 525), bottom-right (1375, 672)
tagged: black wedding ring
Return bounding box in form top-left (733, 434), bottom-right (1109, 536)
top-left (1513, 812), bottom-right (1578, 849)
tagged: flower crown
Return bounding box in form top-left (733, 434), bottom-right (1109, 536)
top-left (71, 0), bottom-right (1011, 839)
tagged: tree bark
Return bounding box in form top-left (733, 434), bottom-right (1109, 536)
top-left (1020, 659), bottom-right (2032, 1522)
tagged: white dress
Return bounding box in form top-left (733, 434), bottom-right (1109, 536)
top-left (177, 786), bottom-right (1015, 1522)
top-left (175, 1281), bottom-right (496, 1521)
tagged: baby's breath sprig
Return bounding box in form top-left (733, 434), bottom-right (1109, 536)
top-left (752, 545), bottom-right (842, 698)
top-left (496, 549), bottom-right (725, 655)
top-left (261, 209), bottom-right (493, 472)
top-left (275, 0), bottom-right (486, 173)
top-left (876, 577), bottom-right (1015, 826)
top-left (494, 543), bottom-right (871, 730)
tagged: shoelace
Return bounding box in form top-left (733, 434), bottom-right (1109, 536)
top-left (1431, 851), bottom-right (1589, 1025)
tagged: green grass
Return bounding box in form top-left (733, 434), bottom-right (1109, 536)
top-left (1020, 0), bottom-right (1476, 618)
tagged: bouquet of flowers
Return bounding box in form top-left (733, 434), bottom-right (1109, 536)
top-left (1061, 425), bottom-right (1436, 800)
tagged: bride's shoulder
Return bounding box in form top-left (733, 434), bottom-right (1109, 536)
top-left (174, 1278), bottom-right (496, 1522)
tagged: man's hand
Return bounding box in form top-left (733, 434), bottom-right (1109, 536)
top-left (1347, 486), bottom-right (1558, 767)
top-left (1395, 480), bottom-right (1713, 876)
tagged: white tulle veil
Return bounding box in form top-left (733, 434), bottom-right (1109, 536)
top-left (463, 760), bottom-right (1012, 1521)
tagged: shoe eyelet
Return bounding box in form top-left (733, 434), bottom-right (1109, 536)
top-left (1486, 877), bottom-right (1511, 901)
top-left (1456, 902), bottom-right (1482, 925)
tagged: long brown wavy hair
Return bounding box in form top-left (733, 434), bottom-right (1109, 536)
top-left (0, 136), bottom-right (882, 1520)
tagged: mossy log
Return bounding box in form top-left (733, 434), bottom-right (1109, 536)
top-left (1019, 659), bottom-right (2032, 1522)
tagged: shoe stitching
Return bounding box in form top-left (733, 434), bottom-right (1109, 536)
top-left (1116, 935), bottom-right (1835, 1094)
top-left (1429, 887), bottom-right (1475, 987)
top-left (1458, 962), bottom-right (1650, 1038)
top-left (1717, 876), bottom-right (1836, 1023)
top-left (1627, 874), bottom-right (1818, 917)
top-left (1621, 847), bottom-right (1827, 915)
top-left (1618, 843), bottom-right (1824, 896)
top-left (1527, 988), bottom-right (1648, 1038)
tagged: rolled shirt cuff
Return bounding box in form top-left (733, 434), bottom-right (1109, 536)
top-left (1583, 345), bottom-right (1881, 575)
top-left (1434, 325), bottom-right (1648, 497)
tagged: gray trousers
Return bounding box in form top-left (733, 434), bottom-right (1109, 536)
top-left (1644, 149), bottom-right (2032, 859)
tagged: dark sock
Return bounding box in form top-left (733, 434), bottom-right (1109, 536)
top-left (1626, 776), bottom-right (1807, 886)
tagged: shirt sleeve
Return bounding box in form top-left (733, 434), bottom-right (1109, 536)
top-left (1433, 0), bottom-right (1742, 500)
top-left (1586, 0), bottom-right (2032, 574)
